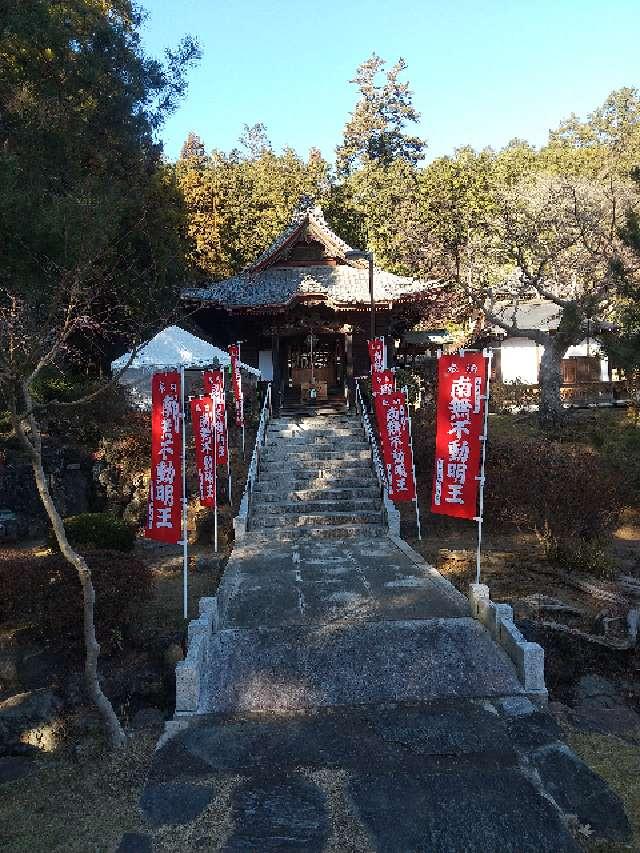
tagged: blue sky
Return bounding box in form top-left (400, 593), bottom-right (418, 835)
top-left (140, 0), bottom-right (640, 163)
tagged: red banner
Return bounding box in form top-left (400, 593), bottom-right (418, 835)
top-left (203, 370), bottom-right (228, 466)
top-left (431, 353), bottom-right (488, 520)
top-left (367, 337), bottom-right (384, 373)
top-left (145, 371), bottom-right (182, 543)
top-left (190, 397), bottom-right (216, 507)
top-left (214, 402), bottom-right (227, 466)
top-left (371, 369), bottom-right (395, 397)
top-left (377, 391), bottom-right (416, 502)
top-left (203, 369), bottom-right (225, 405)
top-left (228, 344), bottom-right (244, 427)
top-left (372, 369), bottom-right (396, 469)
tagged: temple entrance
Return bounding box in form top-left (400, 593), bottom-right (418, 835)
top-left (285, 333), bottom-right (345, 402)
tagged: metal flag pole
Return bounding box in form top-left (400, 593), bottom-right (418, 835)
top-left (237, 341), bottom-right (245, 460)
top-left (225, 407), bottom-right (231, 503)
top-left (214, 406), bottom-right (218, 554)
top-left (474, 349), bottom-right (493, 585)
top-left (403, 384), bottom-right (422, 541)
top-left (181, 366), bottom-right (188, 620)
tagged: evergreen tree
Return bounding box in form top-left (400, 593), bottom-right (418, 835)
top-left (336, 53), bottom-right (426, 175)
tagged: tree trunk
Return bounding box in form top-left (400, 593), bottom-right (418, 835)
top-left (12, 394), bottom-right (126, 749)
top-left (538, 339), bottom-right (568, 429)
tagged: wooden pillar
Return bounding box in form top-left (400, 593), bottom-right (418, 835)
top-left (271, 334), bottom-right (281, 416)
top-left (345, 332), bottom-right (354, 408)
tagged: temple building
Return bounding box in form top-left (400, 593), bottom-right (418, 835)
top-left (182, 202), bottom-right (439, 412)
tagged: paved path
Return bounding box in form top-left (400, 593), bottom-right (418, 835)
top-left (135, 413), bottom-right (631, 851)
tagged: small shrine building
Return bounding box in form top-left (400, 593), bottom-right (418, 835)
top-left (182, 203), bottom-right (439, 412)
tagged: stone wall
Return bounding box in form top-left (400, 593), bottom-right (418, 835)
top-left (0, 447), bottom-right (95, 536)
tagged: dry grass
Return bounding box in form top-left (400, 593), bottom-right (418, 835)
top-left (567, 730), bottom-right (640, 853)
top-left (1, 731), bottom-right (157, 853)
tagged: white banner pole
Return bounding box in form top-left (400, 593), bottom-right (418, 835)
top-left (236, 341), bottom-right (245, 460)
top-left (403, 384), bottom-right (422, 541)
top-left (475, 349), bottom-right (493, 585)
top-left (181, 367), bottom-right (188, 620)
top-left (214, 409), bottom-right (218, 554)
top-left (225, 407), bottom-right (231, 503)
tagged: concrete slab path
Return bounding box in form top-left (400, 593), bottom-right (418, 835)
top-left (137, 412), bottom-right (631, 851)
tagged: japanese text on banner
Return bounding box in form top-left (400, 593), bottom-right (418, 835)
top-left (377, 392), bottom-right (416, 502)
top-left (145, 372), bottom-right (182, 543)
top-left (431, 353), bottom-right (488, 520)
top-left (203, 369), bottom-right (225, 405)
top-left (190, 397), bottom-right (216, 507)
top-left (371, 369), bottom-right (395, 468)
top-left (367, 338), bottom-right (385, 373)
top-left (228, 345), bottom-right (244, 428)
top-left (203, 370), bottom-right (228, 465)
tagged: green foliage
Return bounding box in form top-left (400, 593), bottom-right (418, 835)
top-left (49, 513), bottom-right (136, 553)
top-left (0, 0), bottom-right (200, 377)
top-left (0, 548), bottom-right (153, 653)
top-left (174, 134), bottom-right (330, 278)
top-left (336, 53), bottom-right (425, 175)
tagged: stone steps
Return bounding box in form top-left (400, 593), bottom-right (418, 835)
top-left (252, 510), bottom-right (384, 528)
top-left (252, 499), bottom-right (380, 515)
top-left (251, 486), bottom-right (380, 502)
top-left (267, 523), bottom-right (388, 542)
top-left (254, 476), bottom-right (380, 493)
top-left (265, 439), bottom-right (367, 451)
top-left (262, 449), bottom-right (371, 462)
top-left (202, 618), bottom-right (526, 714)
top-left (260, 458), bottom-right (372, 474)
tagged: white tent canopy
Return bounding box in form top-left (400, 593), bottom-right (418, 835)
top-left (111, 325), bottom-right (259, 373)
top-left (111, 325), bottom-right (260, 408)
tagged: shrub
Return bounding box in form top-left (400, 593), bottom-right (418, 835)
top-left (485, 433), bottom-right (627, 563)
top-left (0, 549), bottom-right (153, 653)
top-left (49, 512), bottom-right (135, 552)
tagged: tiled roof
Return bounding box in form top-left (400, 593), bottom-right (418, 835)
top-left (248, 203), bottom-right (355, 272)
top-left (182, 264), bottom-right (437, 311)
top-left (182, 202), bottom-right (438, 311)
top-left (490, 300), bottom-right (563, 332)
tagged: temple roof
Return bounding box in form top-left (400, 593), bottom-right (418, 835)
top-left (182, 202), bottom-right (439, 312)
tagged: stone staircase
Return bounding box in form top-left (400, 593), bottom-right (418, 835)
top-left (142, 404), bottom-right (631, 851)
top-left (249, 411), bottom-right (388, 541)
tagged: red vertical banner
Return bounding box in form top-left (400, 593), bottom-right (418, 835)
top-left (371, 369), bottom-right (396, 470)
top-left (228, 345), bottom-right (244, 427)
top-left (203, 370), bottom-right (228, 466)
top-left (377, 391), bottom-right (416, 502)
top-left (371, 369), bottom-right (395, 397)
top-left (431, 353), bottom-right (488, 520)
top-left (367, 338), bottom-right (384, 373)
top-left (145, 371), bottom-right (182, 543)
top-left (203, 369), bottom-right (225, 404)
top-left (214, 402), bottom-right (227, 466)
top-left (190, 397), bottom-right (216, 507)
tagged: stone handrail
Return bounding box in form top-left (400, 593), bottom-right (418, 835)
top-left (355, 379), bottom-right (400, 537)
top-left (233, 382), bottom-right (272, 540)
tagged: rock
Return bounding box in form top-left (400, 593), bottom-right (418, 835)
top-left (131, 708), bottom-right (165, 730)
top-left (140, 781), bottom-right (215, 827)
top-left (0, 689), bottom-right (63, 753)
top-left (531, 743), bottom-right (632, 842)
top-left (0, 689), bottom-right (63, 725)
top-left (18, 648), bottom-right (66, 693)
top-left (225, 775), bottom-right (330, 852)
